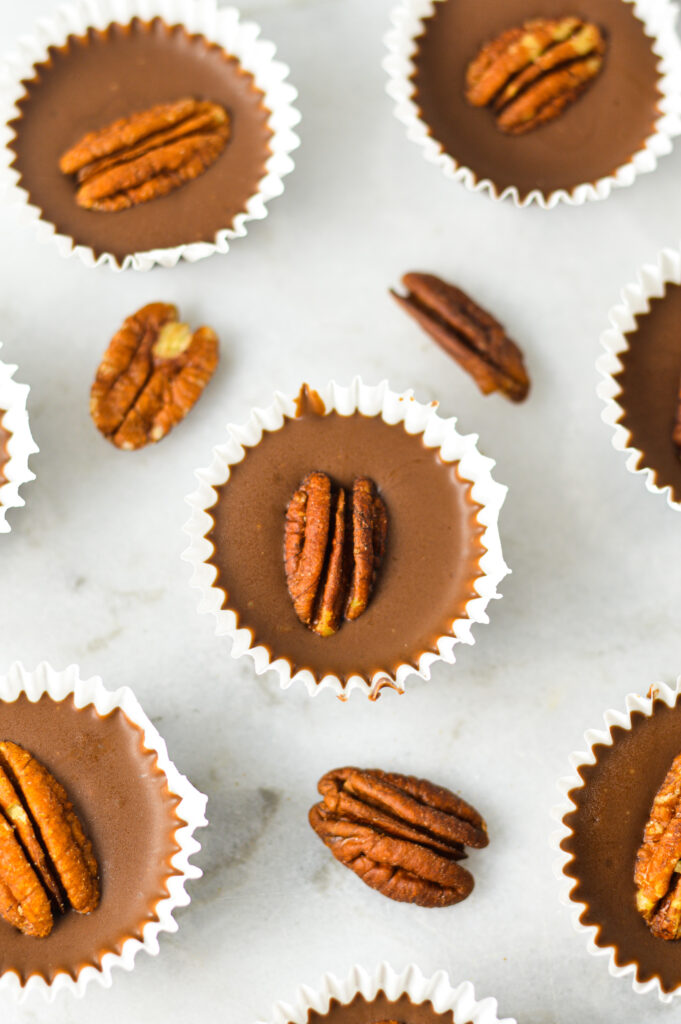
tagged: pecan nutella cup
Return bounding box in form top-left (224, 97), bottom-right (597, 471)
top-left (0, 343), bottom-right (38, 534)
top-left (183, 379), bottom-right (508, 700)
top-left (384, 0), bottom-right (681, 208)
top-left (0, 0), bottom-right (300, 271)
top-left (552, 677), bottom-right (681, 1002)
top-left (597, 246), bottom-right (681, 511)
top-left (0, 662), bottom-right (207, 1001)
top-left (260, 962), bottom-right (517, 1024)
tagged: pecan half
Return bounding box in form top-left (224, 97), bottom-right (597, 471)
top-left (465, 17), bottom-right (606, 134)
top-left (309, 767), bottom-right (488, 907)
top-left (91, 302), bottom-right (219, 450)
top-left (59, 98), bottom-right (230, 211)
top-left (0, 741), bottom-right (99, 938)
top-left (284, 473), bottom-right (388, 637)
top-left (635, 751), bottom-right (681, 939)
top-left (391, 273), bottom-right (529, 402)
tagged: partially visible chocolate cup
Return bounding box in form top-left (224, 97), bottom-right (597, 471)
top-left (0, 662), bottom-right (207, 1001)
top-left (0, 0), bottom-right (300, 271)
top-left (183, 379), bottom-right (508, 700)
top-left (552, 677), bottom-right (681, 1002)
top-left (259, 963), bottom-right (516, 1024)
top-left (0, 342), bottom-right (38, 535)
top-left (384, 0), bottom-right (681, 207)
top-left (597, 246), bottom-right (681, 511)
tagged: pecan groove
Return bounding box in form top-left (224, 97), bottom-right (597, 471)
top-left (391, 273), bottom-right (529, 402)
top-left (635, 751), bottom-right (681, 939)
top-left (59, 98), bottom-right (230, 211)
top-left (284, 473), bottom-right (388, 637)
top-left (466, 17), bottom-right (606, 134)
top-left (309, 767), bottom-right (488, 907)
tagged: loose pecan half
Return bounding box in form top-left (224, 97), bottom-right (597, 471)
top-left (91, 302), bottom-right (219, 450)
top-left (465, 17), bottom-right (606, 134)
top-left (309, 767), bottom-right (488, 907)
top-left (0, 741), bottom-right (99, 938)
top-left (391, 273), bottom-right (529, 402)
top-left (635, 751), bottom-right (681, 939)
top-left (284, 473), bottom-right (388, 637)
top-left (59, 98), bottom-right (230, 211)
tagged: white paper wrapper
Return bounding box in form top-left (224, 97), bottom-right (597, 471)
top-left (0, 0), bottom-right (301, 271)
top-left (597, 245), bottom-right (681, 511)
top-left (0, 661), bottom-right (208, 1002)
top-left (0, 342), bottom-right (38, 534)
top-left (383, 0), bottom-right (681, 208)
top-left (551, 676), bottom-right (681, 1003)
top-left (183, 378), bottom-right (509, 700)
top-left (259, 962), bottom-right (516, 1024)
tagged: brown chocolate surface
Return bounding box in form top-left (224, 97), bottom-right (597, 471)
top-left (561, 697), bottom-right (681, 993)
top-left (300, 992), bottom-right (463, 1024)
top-left (614, 283), bottom-right (681, 504)
top-left (0, 413), bottom-right (10, 489)
top-left (0, 695), bottom-right (182, 983)
top-left (207, 393), bottom-right (485, 685)
top-left (9, 18), bottom-right (272, 264)
top-left (412, 0), bottom-right (661, 199)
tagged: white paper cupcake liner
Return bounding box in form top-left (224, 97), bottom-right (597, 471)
top-left (597, 245), bottom-right (681, 511)
top-left (259, 962), bottom-right (516, 1024)
top-left (384, 0), bottom-right (681, 208)
top-left (0, 661), bottom-right (207, 1002)
top-left (0, 342), bottom-right (38, 534)
top-left (551, 676), bottom-right (681, 1003)
top-left (0, 0), bottom-right (301, 271)
top-left (183, 378), bottom-right (509, 700)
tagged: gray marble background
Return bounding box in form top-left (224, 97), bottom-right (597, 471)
top-left (1, 0), bottom-right (681, 1021)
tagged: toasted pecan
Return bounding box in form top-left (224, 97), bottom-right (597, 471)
top-left (635, 751), bottom-right (681, 939)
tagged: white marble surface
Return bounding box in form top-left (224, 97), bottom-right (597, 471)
top-left (1, 1), bottom-right (681, 1021)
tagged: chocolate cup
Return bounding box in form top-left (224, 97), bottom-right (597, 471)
top-left (0, 416), bottom-right (10, 489)
top-left (0, 348), bottom-right (38, 535)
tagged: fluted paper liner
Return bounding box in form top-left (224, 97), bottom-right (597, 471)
top-left (384, 0), bottom-right (681, 208)
top-left (0, 343), bottom-right (38, 534)
top-left (597, 245), bottom-right (681, 511)
top-left (551, 677), bottom-right (681, 1003)
top-left (0, 0), bottom-right (300, 271)
top-left (183, 379), bottom-right (508, 700)
top-left (0, 661), bottom-right (207, 1001)
top-left (258, 962), bottom-right (516, 1024)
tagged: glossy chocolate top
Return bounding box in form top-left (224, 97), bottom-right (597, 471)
top-left (562, 698), bottom-right (681, 993)
top-left (614, 282), bottom-right (681, 504)
top-left (300, 992), bottom-right (464, 1024)
top-left (412, 0), bottom-right (660, 199)
top-left (207, 392), bottom-right (484, 685)
top-left (9, 18), bottom-right (272, 264)
top-left (0, 695), bottom-right (182, 983)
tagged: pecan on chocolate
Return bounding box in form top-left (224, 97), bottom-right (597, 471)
top-left (91, 302), bottom-right (219, 451)
top-left (284, 473), bottom-right (388, 637)
top-left (465, 17), bottom-right (606, 134)
top-left (309, 767), bottom-right (488, 907)
top-left (635, 751), bottom-right (681, 939)
top-left (391, 273), bottom-right (529, 402)
top-left (0, 741), bottom-right (99, 938)
top-left (59, 98), bottom-right (230, 211)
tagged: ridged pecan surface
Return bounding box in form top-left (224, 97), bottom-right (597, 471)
top-left (465, 17), bottom-right (606, 134)
top-left (635, 751), bottom-right (681, 939)
top-left (309, 767), bottom-right (488, 907)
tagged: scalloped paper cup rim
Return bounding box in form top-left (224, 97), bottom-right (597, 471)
top-left (182, 378), bottom-right (509, 700)
top-left (0, 661), bottom-right (207, 1002)
top-left (0, 342), bottom-right (38, 534)
top-left (0, 0), bottom-right (301, 271)
top-left (384, 0), bottom-right (681, 208)
top-left (597, 244), bottom-right (681, 511)
top-left (551, 676), bottom-right (681, 1003)
top-left (258, 962), bottom-right (517, 1024)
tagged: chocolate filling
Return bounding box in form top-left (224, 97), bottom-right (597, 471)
top-left (0, 695), bottom-right (183, 984)
top-left (412, 0), bottom-right (661, 199)
top-left (8, 18), bottom-right (272, 264)
top-left (298, 992), bottom-right (466, 1024)
top-left (207, 390), bottom-right (485, 685)
top-left (562, 697), bottom-right (681, 993)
